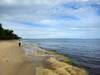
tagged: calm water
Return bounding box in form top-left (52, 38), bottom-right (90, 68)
top-left (23, 38), bottom-right (100, 75)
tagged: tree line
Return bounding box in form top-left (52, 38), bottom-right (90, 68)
top-left (0, 23), bottom-right (20, 40)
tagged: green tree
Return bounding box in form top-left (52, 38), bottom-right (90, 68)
top-left (0, 23), bottom-right (21, 40)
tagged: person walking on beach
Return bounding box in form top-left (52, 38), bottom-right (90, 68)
top-left (19, 40), bottom-right (21, 47)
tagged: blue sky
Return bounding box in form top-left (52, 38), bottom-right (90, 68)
top-left (0, 0), bottom-right (100, 39)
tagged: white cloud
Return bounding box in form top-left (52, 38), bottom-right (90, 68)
top-left (39, 19), bottom-right (60, 26)
top-left (0, 0), bottom-right (100, 38)
top-left (0, 0), bottom-right (100, 6)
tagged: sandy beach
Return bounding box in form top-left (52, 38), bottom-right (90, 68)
top-left (0, 40), bottom-right (88, 75)
top-left (0, 40), bottom-right (35, 75)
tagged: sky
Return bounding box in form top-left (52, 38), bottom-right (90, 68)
top-left (0, 0), bottom-right (100, 39)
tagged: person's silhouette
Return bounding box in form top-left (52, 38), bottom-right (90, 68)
top-left (19, 40), bottom-right (21, 47)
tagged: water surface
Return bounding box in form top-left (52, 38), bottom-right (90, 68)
top-left (23, 38), bottom-right (100, 75)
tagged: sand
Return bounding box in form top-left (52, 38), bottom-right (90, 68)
top-left (0, 40), bottom-right (88, 75)
top-left (0, 40), bottom-right (34, 75)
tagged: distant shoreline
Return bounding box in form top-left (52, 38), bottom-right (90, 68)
top-left (23, 38), bottom-right (100, 40)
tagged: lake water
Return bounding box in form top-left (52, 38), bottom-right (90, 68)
top-left (23, 38), bottom-right (100, 75)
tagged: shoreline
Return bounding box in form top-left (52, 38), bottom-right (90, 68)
top-left (23, 41), bottom-right (88, 75)
top-left (39, 47), bottom-right (83, 65)
top-left (0, 40), bottom-right (88, 75)
top-left (38, 46), bottom-right (88, 69)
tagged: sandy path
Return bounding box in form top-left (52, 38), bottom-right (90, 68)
top-left (0, 40), bottom-right (35, 75)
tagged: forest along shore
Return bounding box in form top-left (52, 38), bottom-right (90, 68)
top-left (0, 40), bottom-right (88, 75)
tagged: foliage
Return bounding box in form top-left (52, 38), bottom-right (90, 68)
top-left (0, 23), bottom-right (21, 40)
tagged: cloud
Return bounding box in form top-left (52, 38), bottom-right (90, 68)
top-left (0, 0), bottom-right (100, 6)
top-left (0, 0), bottom-right (100, 38)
